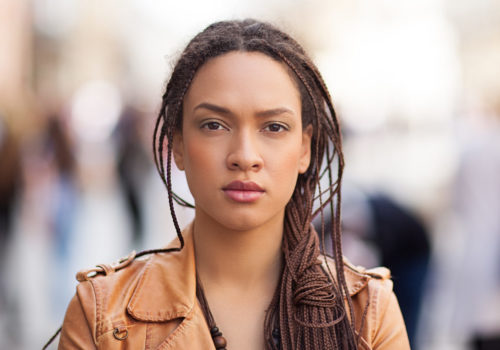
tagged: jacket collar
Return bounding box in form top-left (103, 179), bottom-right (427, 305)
top-left (127, 223), bottom-right (197, 322)
top-left (126, 222), bottom-right (370, 322)
top-left (341, 259), bottom-right (370, 296)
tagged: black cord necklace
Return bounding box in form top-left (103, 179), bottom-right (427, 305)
top-left (195, 274), bottom-right (228, 349)
top-left (195, 274), bottom-right (282, 350)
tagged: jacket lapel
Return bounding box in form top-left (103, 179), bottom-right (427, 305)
top-left (319, 255), bottom-right (370, 297)
top-left (127, 223), bottom-right (197, 322)
top-left (126, 223), bottom-right (215, 349)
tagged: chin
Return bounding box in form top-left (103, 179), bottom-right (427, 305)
top-left (217, 216), bottom-right (265, 232)
top-left (195, 200), bottom-right (284, 233)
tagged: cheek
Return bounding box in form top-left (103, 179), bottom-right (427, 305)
top-left (185, 143), bottom-right (207, 169)
top-left (280, 135), bottom-right (305, 169)
top-left (267, 144), bottom-right (303, 188)
top-left (182, 138), bottom-right (222, 188)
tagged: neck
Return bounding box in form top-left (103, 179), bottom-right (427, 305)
top-left (193, 209), bottom-right (283, 291)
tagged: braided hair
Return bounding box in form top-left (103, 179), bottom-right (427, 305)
top-left (153, 19), bottom-right (359, 350)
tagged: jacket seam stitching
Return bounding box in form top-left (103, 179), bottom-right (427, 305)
top-left (90, 280), bottom-right (102, 346)
top-left (145, 323), bottom-right (153, 350)
top-left (127, 257), bottom-right (154, 311)
top-left (158, 311), bottom-right (192, 349)
top-left (370, 280), bottom-right (380, 343)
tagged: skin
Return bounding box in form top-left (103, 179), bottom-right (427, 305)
top-left (172, 51), bottom-right (312, 350)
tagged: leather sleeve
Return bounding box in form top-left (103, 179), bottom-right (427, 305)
top-left (370, 278), bottom-right (411, 350)
top-left (58, 282), bottom-right (97, 350)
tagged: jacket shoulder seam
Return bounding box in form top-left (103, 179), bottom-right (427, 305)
top-left (366, 276), bottom-right (394, 342)
top-left (81, 258), bottom-right (149, 341)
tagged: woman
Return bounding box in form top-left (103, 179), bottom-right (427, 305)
top-left (55, 19), bottom-right (409, 350)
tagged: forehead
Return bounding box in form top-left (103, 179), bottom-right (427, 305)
top-left (183, 51), bottom-right (301, 112)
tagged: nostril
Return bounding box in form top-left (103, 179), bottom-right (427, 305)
top-left (226, 147), bottom-right (263, 171)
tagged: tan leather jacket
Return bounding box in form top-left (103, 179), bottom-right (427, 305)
top-left (58, 224), bottom-right (410, 349)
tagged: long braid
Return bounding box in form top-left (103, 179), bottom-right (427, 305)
top-left (263, 47), bottom-right (352, 349)
top-left (265, 40), bottom-right (357, 349)
top-left (153, 19), bottom-right (361, 350)
top-left (304, 57), bottom-right (355, 332)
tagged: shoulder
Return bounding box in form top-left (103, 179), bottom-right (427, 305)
top-left (59, 251), bottom-right (153, 346)
top-left (74, 250), bottom-right (152, 305)
top-left (72, 243), bottom-right (194, 323)
top-left (341, 259), bottom-right (395, 331)
top-left (60, 249), bottom-right (192, 348)
top-left (343, 258), bottom-right (392, 296)
top-left (73, 249), bottom-right (174, 310)
top-left (319, 255), bottom-right (392, 297)
top-left (72, 251), bottom-right (152, 326)
top-left (72, 250), bottom-right (169, 325)
top-left (320, 256), bottom-right (410, 349)
top-left (75, 250), bottom-right (153, 284)
top-left (60, 227), bottom-right (197, 348)
top-left (345, 262), bottom-right (410, 349)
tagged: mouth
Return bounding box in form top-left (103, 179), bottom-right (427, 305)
top-left (222, 181), bottom-right (265, 203)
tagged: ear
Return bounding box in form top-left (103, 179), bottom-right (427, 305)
top-left (172, 132), bottom-right (185, 171)
top-left (298, 124), bottom-right (313, 174)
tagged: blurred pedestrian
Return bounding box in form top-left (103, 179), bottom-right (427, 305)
top-left (0, 114), bottom-right (22, 338)
top-left (113, 105), bottom-right (151, 247)
top-left (0, 115), bottom-right (22, 250)
top-left (451, 105), bottom-right (500, 349)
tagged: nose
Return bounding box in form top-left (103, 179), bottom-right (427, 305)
top-left (226, 130), bottom-right (263, 172)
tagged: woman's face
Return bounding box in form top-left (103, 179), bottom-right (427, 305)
top-left (173, 51), bottom-right (312, 231)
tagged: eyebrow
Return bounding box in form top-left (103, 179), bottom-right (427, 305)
top-left (193, 102), bottom-right (296, 118)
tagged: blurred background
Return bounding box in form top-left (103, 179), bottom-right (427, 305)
top-left (1, 0), bottom-right (499, 349)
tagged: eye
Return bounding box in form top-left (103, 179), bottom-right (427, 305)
top-left (263, 123), bottom-right (288, 133)
top-left (201, 121), bottom-right (225, 131)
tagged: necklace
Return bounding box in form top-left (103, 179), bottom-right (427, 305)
top-left (195, 274), bottom-right (281, 349)
top-left (195, 274), bottom-right (282, 349)
top-left (195, 274), bottom-right (228, 349)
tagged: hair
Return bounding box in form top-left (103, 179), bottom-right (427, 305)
top-left (153, 19), bottom-right (360, 350)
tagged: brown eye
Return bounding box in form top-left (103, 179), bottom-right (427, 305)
top-left (201, 121), bottom-right (224, 130)
top-left (264, 123), bottom-right (287, 132)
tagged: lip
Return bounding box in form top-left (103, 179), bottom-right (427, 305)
top-left (222, 181), bottom-right (265, 203)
